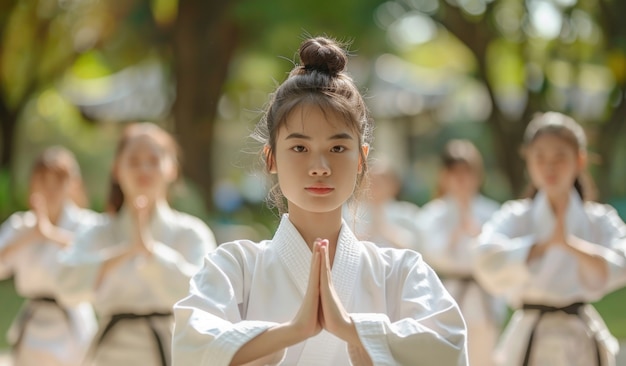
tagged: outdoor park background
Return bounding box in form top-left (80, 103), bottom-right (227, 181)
top-left (0, 0), bottom-right (625, 358)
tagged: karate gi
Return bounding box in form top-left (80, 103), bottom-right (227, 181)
top-left (416, 194), bottom-right (503, 366)
top-left (475, 190), bottom-right (626, 366)
top-left (57, 202), bottom-right (216, 366)
top-left (173, 214), bottom-right (468, 366)
top-left (0, 203), bottom-right (99, 366)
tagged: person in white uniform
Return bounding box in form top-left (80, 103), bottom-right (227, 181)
top-left (343, 158), bottom-right (421, 250)
top-left (474, 112), bottom-right (626, 366)
top-left (57, 123), bottom-right (217, 366)
top-left (0, 146), bottom-right (98, 366)
top-left (416, 139), bottom-right (504, 366)
top-left (172, 36), bottom-right (468, 366)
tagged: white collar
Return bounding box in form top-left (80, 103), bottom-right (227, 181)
top-left (272, 214), bottom-right (362, 307)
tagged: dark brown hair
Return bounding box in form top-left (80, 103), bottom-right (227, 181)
top-left (106, 122), bottom-right (180, 214)
top-left (253, 36), bottom-right (374, 214)
top-left (30, 146), bottom-right (88, 207)
top-left (523, 111), bottom-right (593, 200)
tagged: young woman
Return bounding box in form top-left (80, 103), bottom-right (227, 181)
top-left (343, 158), bottom-right (421, 250)
top-left (474, 112), bottom-right (626, 366)
top-left (172, 37), bottom-right (468, 366)
top-left (57, 123), bottom-right (217, 366)
top-left (0, 146), bottom-right (98, 366)
top-left (416, 139), bottom-right (503, 366)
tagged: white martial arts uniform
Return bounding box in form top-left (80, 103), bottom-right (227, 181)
top-left (343, 200), bottom-right (421, 250)
top-left (475, 190), bottom-right (626, 366)
top-left (57, 202), bottom-right (216, 366)
top-left (173, 214), bottom-right (468, 366)
top-left (0, 202), bottom-right (99, 366)
top-left (416, 194), bottom-right (503, 366)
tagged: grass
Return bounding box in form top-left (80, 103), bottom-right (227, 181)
top-left (594, 286), bottom-right (626, 339)
top-left (0, 279), bottom-right (24, 350)
top-left (0, 278), bottom-right (625, 350)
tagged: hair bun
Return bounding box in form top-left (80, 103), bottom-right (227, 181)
top-left (299, 37), bottom-right (347, 76)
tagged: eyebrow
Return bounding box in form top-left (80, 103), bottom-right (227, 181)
top-left (285, 132), bottom-right (354, 140)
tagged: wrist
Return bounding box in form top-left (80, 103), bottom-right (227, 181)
top-left (286, 320), bottom-right (315, 343)
top-left (337, 316), bottom-right (363, 346)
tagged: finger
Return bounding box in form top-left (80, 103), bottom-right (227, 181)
top-left (319, 242), bottom-right (333, 303)
top-left (309, 243), bottom-right (321, 293)
top-left (133, 196), bottom-right (150, 227)
top-left (320, 240), bottom-right (331, 282)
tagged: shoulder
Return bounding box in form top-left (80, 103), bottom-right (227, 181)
top-left (170, 210), bottom-right (216, 242)
top-left (206, 239), bottom-right (269, 270)
top-left (73, 207), bottom-right (106, 227)
top-left (583, 201), bottom-right (625, 225)
top-left (494, 198), bottom-right (532, 218)
top-left (584, 201), bottom-right (619, 217)
top-left (1, 211), bottom-right (36, 232)
top-left (73, 213), bottom-right (112, 239)
top-left (391, 200), bottom-right (420, 214)
top-left (477, 195), bottom-right (501, 212)
top-left (417, 198), bottom-right (447, 217)
top-left (360, 241), bottom-right (425, 273)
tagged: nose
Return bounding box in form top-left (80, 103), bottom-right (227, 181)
top-left (309, 154), bottom-right (331, 176)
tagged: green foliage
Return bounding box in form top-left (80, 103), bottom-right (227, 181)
top-left (0, 279), bottom-right (23, 350)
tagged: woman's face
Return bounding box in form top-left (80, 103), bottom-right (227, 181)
top-left (115, 135), bottom-right (176, 202)
top-left (270, 104), bottom-right (366, 216)
top-left (441, 163), bottom-right (480, 201)
top-left (526, 133), bottom-right (583, 197)
top-left (30, 170), bottom-right (70, 209)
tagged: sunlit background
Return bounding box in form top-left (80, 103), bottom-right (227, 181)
top-left (1, 0), bottom-right (625, 355)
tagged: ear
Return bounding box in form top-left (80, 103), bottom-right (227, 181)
top-left (358, 144), bottom-right (370, 174)
top-left (264, 145), bottom-right (277, 174)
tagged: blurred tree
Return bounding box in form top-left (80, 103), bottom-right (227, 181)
top-left (0, 0), bottom-right (79, 182)
top-left (0, 0), bottom-right (387, 212)
top-left (85, 0), bottom-right (386, 210)
top-left (377, 0), bottom-right (626, 198)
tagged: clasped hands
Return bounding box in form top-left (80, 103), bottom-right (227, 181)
top-left (290, 239), bottom-right (361, 346)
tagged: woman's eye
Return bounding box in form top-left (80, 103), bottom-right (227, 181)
top-left (331, 146), bottom-right (345, 153)
top-left (292, 145), bottom-right (307, 152)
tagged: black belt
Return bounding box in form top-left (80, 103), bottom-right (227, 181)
top-left (12, 296), bottom-right (71, 352)
top-left (521, 302), bottom-right (602, 366)
top-left (94, 312), bottom-right (172, 366)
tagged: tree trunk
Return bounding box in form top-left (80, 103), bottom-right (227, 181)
top-left (173, 0), bottom-right (239, 211)
top-left (438, 1), bottom-right (530, 196)
top-left (594, 90), bottom-right (626, 201)
top-left (0, 97), bottom-right (17, 172)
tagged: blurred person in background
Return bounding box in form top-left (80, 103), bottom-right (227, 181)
top-left (0, 146), bottom-right (98, 366)
top-left (475, 112), bottom-right (626, 366)
top-left (416, 139), bottom-right (503, 366)
top-left (343, 157), bottom-right (421, 250)
top-left (57, 122), bottom-right (217, 366)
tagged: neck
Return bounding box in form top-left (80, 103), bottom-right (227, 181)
top-left (286, 206), bottom-right (343, 255)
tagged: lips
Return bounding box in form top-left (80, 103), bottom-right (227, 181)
top-left (305, 186), bottom-right (334, 195)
